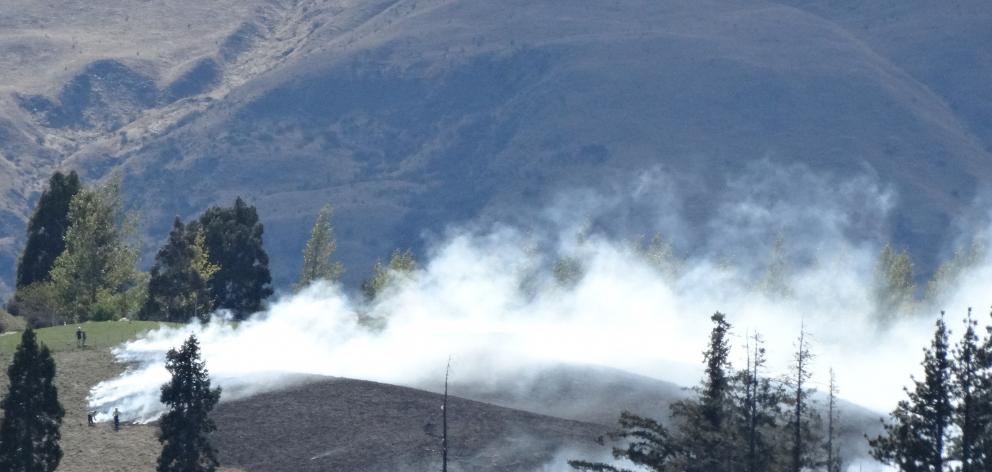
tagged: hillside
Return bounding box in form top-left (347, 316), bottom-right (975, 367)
top-left (1, 0), bottom-right (990, 295)
top-left (212, 377), bottom-right (608, 472)
top-left (0, 322), bottom-right (887, 471)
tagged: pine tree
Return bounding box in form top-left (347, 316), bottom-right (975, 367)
top-left (786, 322), bottom-right (821, 472)
top-left (569, 411), bottom-right (673, 472)
top-left (955, 309), bottom-right (979, 471)
top-left (974, 307), bottom-right (992, 470)
top-left (157, 335), bottom-right (221, 472)
top-left (669, 312), bottom-right (741, 472)
top-left (295, 204), bottom-right (344, 291)
top-left (869, 314), bottom-right (953, 471)
top-left (49, 179), bottom-right (138, 322)
top-left (0, 329), bottom-right (65, 472)
top-left (16, 171), bottom-right (81, 288)
top-left (571, 313), bottom-right (740, 472)
top-left (196, 197), bottom-right (272, 320)
top-left (361, 249), bottom-right (417, 301)
top-left (142, 218), bottom-right (220, 323)
top-left (953, 308), bottom-right (992, 471)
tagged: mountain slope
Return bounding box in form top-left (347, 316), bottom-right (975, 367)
top-left (1, 0), bottom-right (990, 294)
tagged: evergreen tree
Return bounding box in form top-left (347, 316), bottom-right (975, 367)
top-left (142, 218), bottom-right (219, 323)
top-left (869, 314), bottom-right (953, 471)
top-left (0, 329), bottom-right (65, 472)
top-left (974, 308), bottom-right (992, 469)
top-left (953, 308), bottom-right (992, 471)
top-left (569, 411), bottom-right (674, 472)
top-left (16, 171), bottom-right (81, 288)
top-left (361, 249), bottom-right (417, 301)
top-left (571, 313), bottom-right (738, 472)
top-left (49, 179), bottom-right (139, 322)
top-left (294, 204), bottom-right (344, 291)
top-left (668, 311), bottom-right (741, 472)
top-left (736, 332), bottom-right (786, 472)
top-left (195, 197), bottom-right (272, 320)
top-left (786, 323), bottom-right (821, 472)
top-left (157, 335), bottom-right (221, 472)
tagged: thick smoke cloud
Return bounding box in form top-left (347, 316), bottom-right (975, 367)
top-left (89, 163), bottom-right (991, 471)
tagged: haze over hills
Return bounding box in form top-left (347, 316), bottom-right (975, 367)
top-left (0, 0), bottom-right (990, 296)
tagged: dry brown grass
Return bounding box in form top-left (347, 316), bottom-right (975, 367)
top-left (0, 346), bottom-right (243, 472)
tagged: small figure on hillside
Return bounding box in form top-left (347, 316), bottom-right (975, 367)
top-left (113, 407), bottom-right (120, 431)
top-left (76, 327), bottom-right (83, 347)
top-left (87, 411), bottom-right (95, 426)
top-left (81, 330), bottom-right (87, 347)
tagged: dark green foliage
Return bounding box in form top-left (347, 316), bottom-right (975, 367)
top-left (0, 329), bottom-right (65, 472)
top-left (141, 218), bottom-right (218, 323)
top-left (16, 171), bottom-right (81, 289)
top-left (157, 335), bottom-right (221, 472)
top-left (569, 412), bottom-right (673, 472)
top-left (669, 312), bottom-right (740, 472)
top-left (195, 197), bottom-right (272, 320)
top-left (869, 315), bottom-right (953, 471)
top-left (953, 310), bottom-right (982, 471)
top-left (571, 313), bottom-right (748, 472)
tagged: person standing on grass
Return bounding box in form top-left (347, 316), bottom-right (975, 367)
top-left (75, 327), bottom-right (82, 348)
top-left (113, 408), bottom-right (120, 431)
top-left (81, 330), bottom-right (86, 348)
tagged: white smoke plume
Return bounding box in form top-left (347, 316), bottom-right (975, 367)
top-left (88, 163), bottom-right (992, 471)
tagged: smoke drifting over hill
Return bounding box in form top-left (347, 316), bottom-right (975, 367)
top-left (89, 165), bottom-right (992, 470)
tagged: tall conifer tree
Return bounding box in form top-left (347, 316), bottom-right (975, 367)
top-left (870, 314), bottom-right (953, 471)
top-left (157, 335), bottom-right (221, 472)
top-left (0, 329), bottom-right (64, 472)
top-left (16, 171), bottom-right (80, 288)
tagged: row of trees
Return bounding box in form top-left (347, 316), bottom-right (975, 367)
top-left (0, 329), bottom-right (220, 472)
top-left (8, 172), bottom-right (275, 324)
top-left (8, 171), bottom-right (419, 326)
top-left (869, 309), bottom-right (992, 471)
top-left (569, 313), bottom-right (840, 472)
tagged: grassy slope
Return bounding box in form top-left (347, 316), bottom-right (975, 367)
top-left (0, 320), bottom-right (169, 354)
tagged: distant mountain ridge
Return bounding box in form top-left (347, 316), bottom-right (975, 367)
top-left (0, 0), bottom-right (989, 296)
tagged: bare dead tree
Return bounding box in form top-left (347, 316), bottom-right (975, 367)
top-left (442, 357), bottom-right (450, 472)
top-left (826, 368), bottom-right (840, 472)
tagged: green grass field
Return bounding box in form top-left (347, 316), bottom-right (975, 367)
top-left (0, 320), bottom-right (172, 354)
